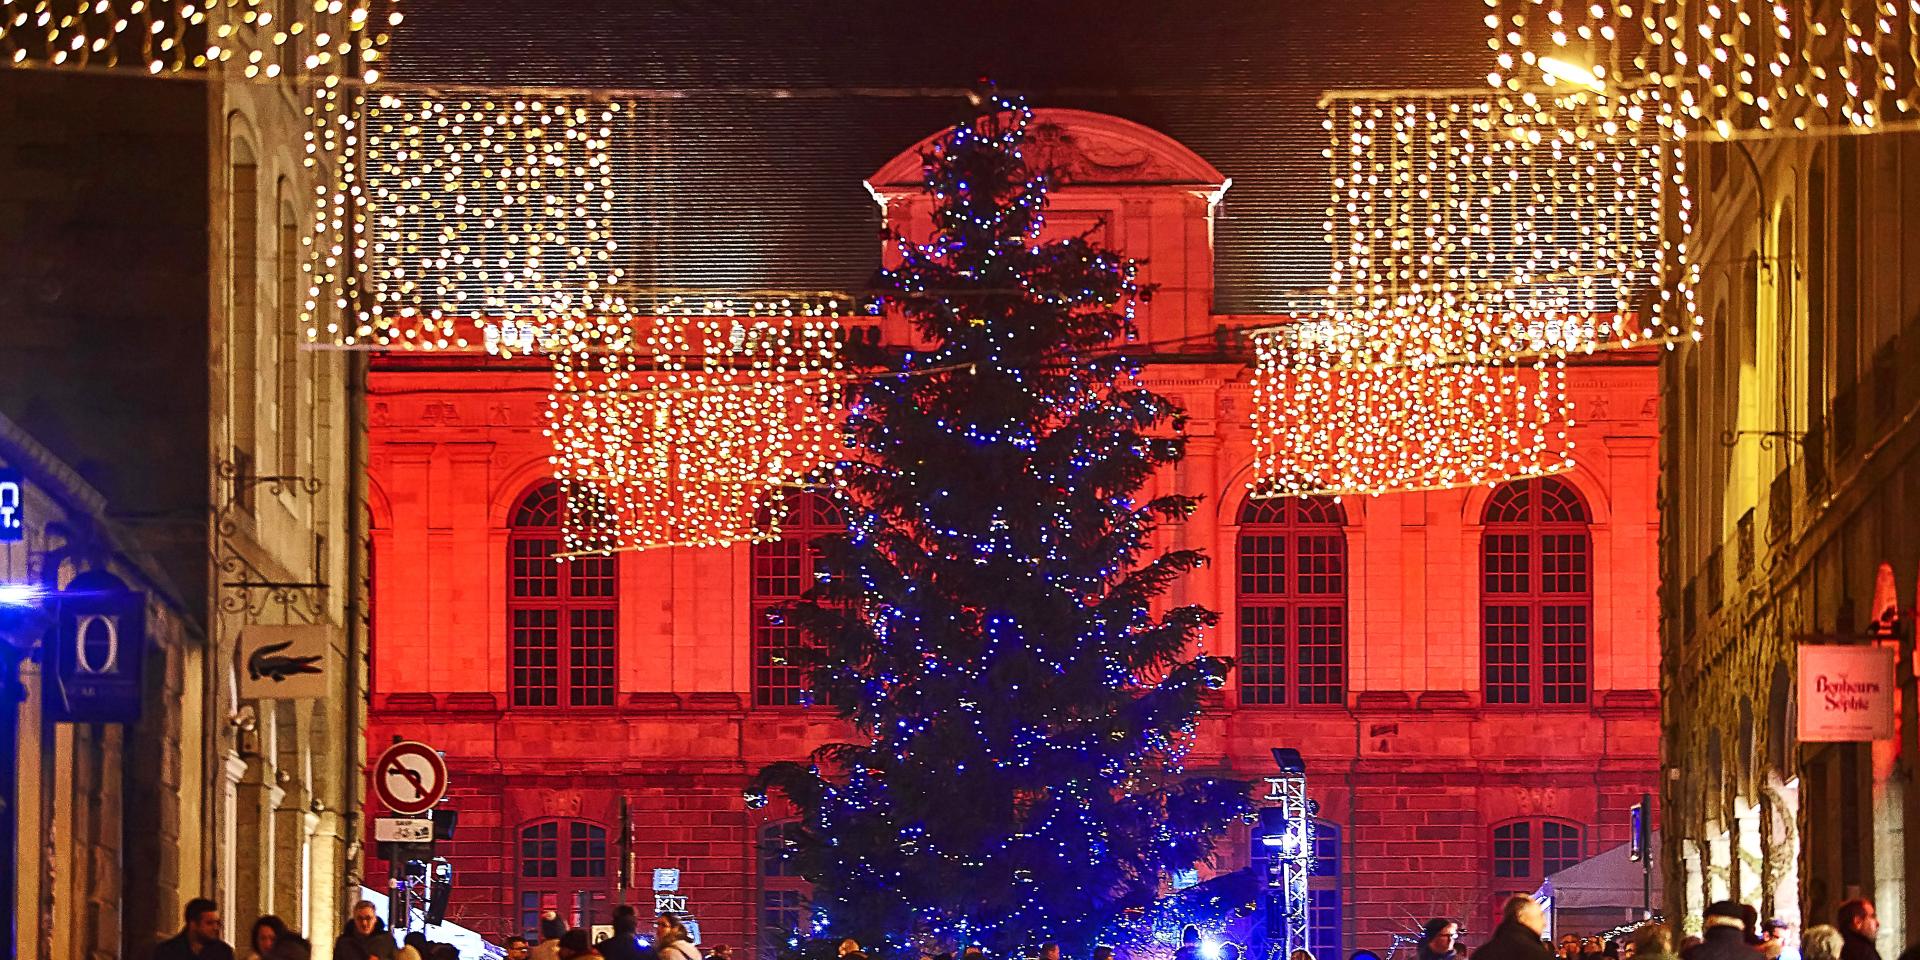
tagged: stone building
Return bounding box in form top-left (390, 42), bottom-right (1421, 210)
top-left (0, 20), bottom-right (372, 957)
top-left (1657, 126), bottom-right (1920, 947)
top-left (364, 108), bottom-right (1663, 952)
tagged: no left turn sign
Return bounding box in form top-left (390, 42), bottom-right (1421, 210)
top-left (373, 740), bottom-right (448, 816)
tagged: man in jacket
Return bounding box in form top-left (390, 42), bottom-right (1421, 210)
top-left (1472, 896), bottom-right (1550, 960)
top-left (332, 901), bottom-right (397, 960)
top-left (595, 905), bottom-right (647, 960)
top-left (156, 899), bottom-right (237, 960)
top-left (1683, 901), bottom-right (1755, 960)
top-left (1837, 900), bottom-right (1882, 960)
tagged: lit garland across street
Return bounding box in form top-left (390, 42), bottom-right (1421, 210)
top-left (1249, 85), bottom-right (1693, 498)
top-left (306, 90), bottom-right (629, 352)
top-left (548, 300), bottom-right (846, 554)
top-left (1488, 0), bottom-right (1920, 136)
top-left (0, 0), bottom-right (399, 77)
top-left (1250, 324), bottom-right (1573, 497)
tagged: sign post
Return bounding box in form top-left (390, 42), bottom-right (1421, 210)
top-left (1627, 793), bottom-right (1650, 919)
top-left (373, 740), bottom-right (450, 938)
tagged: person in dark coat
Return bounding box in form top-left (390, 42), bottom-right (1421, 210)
top-left (1419, 919), bottom-right (1462, 960)
top-left (332, 901), bottom-right (397, 960)
top-left (1471, 896), bottom-right (1550, 960)
top-left (1683, 901), bottom-right (1755, 960)
top-left (595, 905), bottom-right (647, 960)
top-left (1838, 900), bottom-right (1882, 960)
top-left (157, 898), bottom-right (238, 960)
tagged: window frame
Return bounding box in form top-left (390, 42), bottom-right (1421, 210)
top-left (508, 482), bottom-right (619, 709)
top-left (1235, 496), bottom-right (1350, 708)
top-left (1480, 477), bottom-right (1594, 707)
top-left (1491, 817), bottom-right (1585, 883)
top-left (751, 493), bottom-right (842, 708)
top-left (516, 818), bottom-right (612, 938)
top-left (757, 821), bottom-right (814, 959)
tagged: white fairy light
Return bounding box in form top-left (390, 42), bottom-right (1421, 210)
top-left (548, 299), bottom-right (847, 554)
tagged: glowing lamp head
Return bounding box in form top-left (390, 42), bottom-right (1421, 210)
top-left (0, 583), bottom-right (40, 608)
top-left (1200, 940), bottom-right (1224, 960)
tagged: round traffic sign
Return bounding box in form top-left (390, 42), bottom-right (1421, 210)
top-left (373, 741), bottom-right (449, 815)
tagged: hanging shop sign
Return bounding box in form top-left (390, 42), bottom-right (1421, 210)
top-left (1798, 643), bottom-right (1896, 742)
top-left (50, 571), bottom-right (146, 724)
top-left (0, 467), bottom-right (23, 542)
top-left (238, 624), bottom-right (330, 700)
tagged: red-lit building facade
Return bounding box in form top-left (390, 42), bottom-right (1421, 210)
top-left (364, 111), bottom-right (1662, 954)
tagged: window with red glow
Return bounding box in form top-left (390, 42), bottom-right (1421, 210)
top-left (1236, 496), bottom-right (1348, 706)
top-left (751, 493), bottom-right (842, 707)
top-left (1481, 477), bottom-right (1592, 706)
top-left (1492, 818), bottom-right (1584, 880)
top-left (517, 819), bottom-right (610, 938)
top-left (509, 482), bottom-right (617, 708)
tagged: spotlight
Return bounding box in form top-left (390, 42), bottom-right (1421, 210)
top-left (0, 583), bottom-right (40, 608)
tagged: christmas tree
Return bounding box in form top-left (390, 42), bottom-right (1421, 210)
top-left (749, 98), bottom-right (1248, 955)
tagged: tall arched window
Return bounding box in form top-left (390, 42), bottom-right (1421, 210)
top-left (1236, 496), bottom-right (1348, 706)
top-left (509, 482), bottom-right (617, 707)
top-left (752, 493), bottom-right (842, 707)
top-left (1492, 818), bottom-right (1584, 881)
top-left (517, 819), bottom-right (610, 937)
top-left (1481, 477), bottom-right (1592, 705)
top-left (228, 133), bottom-right (260, 473)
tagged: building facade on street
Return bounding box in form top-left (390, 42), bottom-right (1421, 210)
top-left (1658, 127), bottom-right (1920, 950)
top-left (0, 21), bottom-right (373, 956)
top-left (364, 109), bottom-right (1664, 953)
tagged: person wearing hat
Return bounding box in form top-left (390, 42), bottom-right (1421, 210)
top-left (1761, 920), bottom-right (1798, 960)
top-left (1683, 902), bottom-right (1756, 960)
top-left (1420, 920), bottom-right (1462, 960)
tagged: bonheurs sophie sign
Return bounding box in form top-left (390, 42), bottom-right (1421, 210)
top-left (1797, 643), bottom-right (1896, 742)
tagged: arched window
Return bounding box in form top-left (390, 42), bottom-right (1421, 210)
top-left (509, 482), bottom-right (617, 707)
top-left (1236, 496), bottom-right (1348, 706)
top-left (1492, 818), bottom-right (1584, 881)
top-left (229, 133), bottom-right (260, 473)
top-left (1481, 477), bottom-right (1592, 705)
top-left (759, 822), bottom-right (812, 959)
top-left (751, 493), bottom-right (842, 707)
top-left (517, 819), bottom-right (610, 937)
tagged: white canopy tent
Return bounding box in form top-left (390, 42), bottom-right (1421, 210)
top-left (359, 885), bottom-right (506, 959)
top-left (1545, 832), bottom-right (1664, 935)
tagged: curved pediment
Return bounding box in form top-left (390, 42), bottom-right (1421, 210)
top-left (869, 108), bottom-right (1227, 190)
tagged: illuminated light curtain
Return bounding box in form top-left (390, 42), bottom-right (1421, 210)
top-left (306, 90), bottom-right (629, 352)
top-left (1487, 0), bottom-right (1920, 137)
top-left (0, 0), bottom-right (399, 77)
top-left (1248, 85), bottom-right (1693, 499)
top-left (549, 300), bottom-right (847, 554)
top-left (1322, 89), bottom-right (1691, 353)
top-left (1250, 323), bottom-right (1572, 498)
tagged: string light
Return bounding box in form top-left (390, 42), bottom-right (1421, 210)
top-left (1251, 85), bottom-right (1691, 498)
top-left (1250, 323), bottom-right (1574, 497)
top-left (306, 90), bottom-right (629, 353)
top-left (1487, 0), bottom-right (1920, 136)
top-left (548, 298), bottom-right (846, 554)
top-left (0, 0), bottom-right (399, 79)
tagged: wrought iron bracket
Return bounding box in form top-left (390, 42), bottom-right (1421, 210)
top-left (1718, 429), bottom-right (1807, 451)
top-left (214, 459), bottom-right (331, 620)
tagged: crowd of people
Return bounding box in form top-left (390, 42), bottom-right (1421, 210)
top-left (145, 892), bottom-right (1920, 960)
top-left (1457, 894), bottom-right (1918, 960)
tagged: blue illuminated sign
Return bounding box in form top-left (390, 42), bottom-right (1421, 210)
top-left (0, 467), bottom-right (21, 542)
